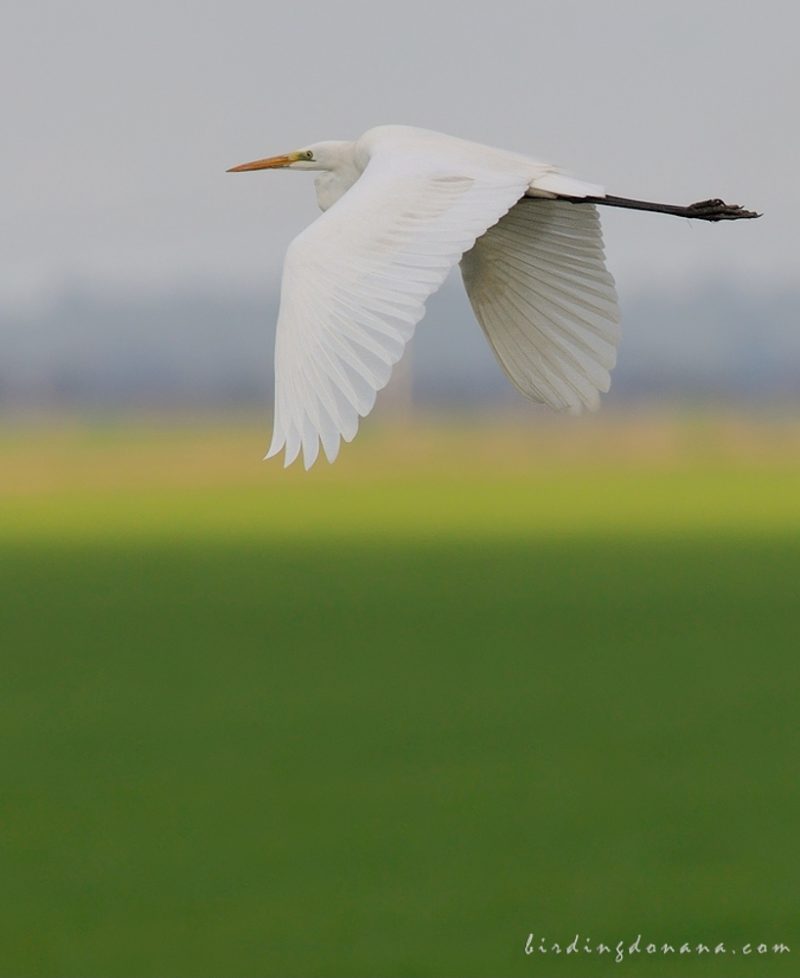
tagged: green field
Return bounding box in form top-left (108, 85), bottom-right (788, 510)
top-left (2, 416), bottom-right (799, 977)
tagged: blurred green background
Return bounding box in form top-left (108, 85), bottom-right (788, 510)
top-left (4, 3), bottom-right (798, 974)
top-left (2, 414), bottom-right (799, 977)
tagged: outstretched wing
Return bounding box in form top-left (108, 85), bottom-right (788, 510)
top-left (460, 198), bottom-right (620, 412)
top-left (267, 153), bottom-right (530, 468)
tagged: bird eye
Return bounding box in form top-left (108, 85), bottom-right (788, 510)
top-left (304, 150), bottom-right (314, 160)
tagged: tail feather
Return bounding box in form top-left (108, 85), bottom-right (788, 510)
top-left (528, 172), bottom-right (606, 199)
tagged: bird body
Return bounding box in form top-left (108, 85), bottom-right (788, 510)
top-left (227, 126), bottom-right (755, 469)
top-left (307, 126), bottom-right (605, 211)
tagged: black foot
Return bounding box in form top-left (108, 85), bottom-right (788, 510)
top-left (685, 198), bottom-right (761, 222)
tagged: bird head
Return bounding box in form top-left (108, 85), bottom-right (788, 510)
top-left (227, 141), bottom-right (350, 173)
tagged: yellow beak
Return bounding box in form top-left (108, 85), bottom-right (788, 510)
top-left (226, 152), bottom-right (297, 173)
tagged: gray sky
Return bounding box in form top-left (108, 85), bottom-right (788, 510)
top-left (2, 0), bottom-right (797, 309)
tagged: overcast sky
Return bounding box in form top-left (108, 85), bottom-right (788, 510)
top-left (2, 0), bottom-right (797, 309)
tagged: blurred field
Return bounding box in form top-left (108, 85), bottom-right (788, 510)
top-left (2, 413), bottom-right (799, 977)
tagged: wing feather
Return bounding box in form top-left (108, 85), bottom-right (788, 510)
top-left (460, 198), bottom-right (620, 413)
top-left (268, 155), bottom-right (530, 467)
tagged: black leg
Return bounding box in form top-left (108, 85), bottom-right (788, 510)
top-left (528, 193), bottom-right (761, 222)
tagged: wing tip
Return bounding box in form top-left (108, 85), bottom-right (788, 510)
top-left (264, 431), bottom-right (344, 469)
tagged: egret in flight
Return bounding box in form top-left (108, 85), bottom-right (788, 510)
top-left (228, 125), bottom-right (758, 469)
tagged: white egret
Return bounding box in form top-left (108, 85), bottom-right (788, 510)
top-left (228, 125), bottom-right (758, 469)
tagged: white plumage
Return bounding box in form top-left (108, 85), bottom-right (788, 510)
top-left (229, 126), bottom-right (620, 468)
top-left (461, 198), bottom-right (619, 413)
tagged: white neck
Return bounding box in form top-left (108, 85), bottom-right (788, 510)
top-left (308, 141), bottom-right (360, 211)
